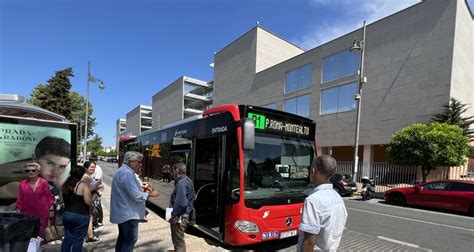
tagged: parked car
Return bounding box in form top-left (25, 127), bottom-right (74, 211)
top-left (330, 173), bottom-right (358, 196)
top-left (107, 157), bottom-right (118, 163)
top-left (384, 180), bottom-right (474, 216)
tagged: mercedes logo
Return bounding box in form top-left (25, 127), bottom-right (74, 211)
top-left (285, 217), bottom-right (292, 227)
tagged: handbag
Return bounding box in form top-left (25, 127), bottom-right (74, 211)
top-left (44, 222), bottom-right (64, 242)
top-left (44, 208), bottom-right (64, 242)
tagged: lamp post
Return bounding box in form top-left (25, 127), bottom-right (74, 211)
top-left (83, 61), bottom-right (105, 160)
top-left (350, 21), bottom-right (367, 181)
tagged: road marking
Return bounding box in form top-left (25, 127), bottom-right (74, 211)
top-left (347, 207), bottom-right (474, 232)
top-left (377, 236), bottom-right (419, 248)
top-left (346, 198), bottom-right (474, 220)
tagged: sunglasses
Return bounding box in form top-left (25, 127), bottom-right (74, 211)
top-left (24, 169), bottom-right (38, 173)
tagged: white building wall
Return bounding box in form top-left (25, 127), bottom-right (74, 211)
top-left (126, 106), bottom-right (142, 137)
top-left (215, 0), bottom-right (464, 149)
top-left (450, 0), bottom-right (474, 120)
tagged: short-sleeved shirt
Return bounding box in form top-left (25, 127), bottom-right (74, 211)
top-left (297, 183), bottom-right (347, 251)
top-left (92, 165), bottom-right (103, 180)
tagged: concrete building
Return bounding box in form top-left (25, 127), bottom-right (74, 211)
top-left (151, 76), bottom-right (212, 130)
top-left (212, 0), bottom-right (473, 166)
top-left (125, 105), bottom-right (152, 136)
top-left (115, 118), bottom-right (126, 149)
top-left (116, 0), bottom-right (473, 173)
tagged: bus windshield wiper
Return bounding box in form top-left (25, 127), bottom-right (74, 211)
top-left (251, 192), bottom-right (300, 208)
top-left (252, 197), bottom-right (287, 208)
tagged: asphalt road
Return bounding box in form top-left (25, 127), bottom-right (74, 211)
top-left (100, 161), bottom-right (474, 251)
top-left (343, 198), bottom-right (474, 251)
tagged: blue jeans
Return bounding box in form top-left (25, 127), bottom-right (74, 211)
top-left (116, 219), bottom-right (139, 252)
top-left (61, 211), bottom-right (89, 252)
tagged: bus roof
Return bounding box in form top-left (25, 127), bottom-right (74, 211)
top-left (136, 104), bottom-right (316, 146)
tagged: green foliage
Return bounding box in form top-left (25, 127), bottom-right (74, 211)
top-left (96, 150), bottom-right (117, 157)
top-left (87, 134), bottom-right (103, 156)
top-left (432, 97), bottom-right (474, 140)
top-left (29, 68), bottom-right (97, 142)
top-left (387, 122), bottom-right (470, 182)
top-left (28, 68), bottom-right (73, 119)
top-left (29, 84), bottom-right (49, 107)
top-left (108, 150), bottom-right (117, 157)
top-left (68, 91), bottom-right (97, 139)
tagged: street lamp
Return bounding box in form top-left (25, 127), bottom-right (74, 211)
top-left (350, 21), bottom-right (367, 181)
top-left (83, 61), bottom-right (105, 160)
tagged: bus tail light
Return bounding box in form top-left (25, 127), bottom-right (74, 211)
top-left (234, 220), bottom-right (260, 233)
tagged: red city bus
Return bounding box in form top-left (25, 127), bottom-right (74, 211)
top-left (118, 135), bottom-right (137, 166)
top-left (119, 104), bottom-right (316, 245)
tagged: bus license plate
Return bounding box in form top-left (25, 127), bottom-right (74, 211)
top-left (280, 230), bottom-right (297, 239)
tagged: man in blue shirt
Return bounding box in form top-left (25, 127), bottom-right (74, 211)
top-left (169, 162), bottom-right (195, 252)
top-left (110, 151), bottom-right (159, 252)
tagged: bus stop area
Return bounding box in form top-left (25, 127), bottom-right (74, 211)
top-left (41, 180), bottom-right (224, 252)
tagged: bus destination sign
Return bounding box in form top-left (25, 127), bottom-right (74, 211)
top-left (248, 112), bottom-right (310, 136)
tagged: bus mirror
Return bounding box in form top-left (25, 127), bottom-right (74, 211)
top-left (242, 118), bottom-right (255, 150)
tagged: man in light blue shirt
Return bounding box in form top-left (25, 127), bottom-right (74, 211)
top-left (298, 155), bottom-right (347, 252)
top-left (110, 151), bottom-right (159, 252)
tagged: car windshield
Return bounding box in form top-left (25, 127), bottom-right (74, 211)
top-left (243, 133), bottom-right (314, 208)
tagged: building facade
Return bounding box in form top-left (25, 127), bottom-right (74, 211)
top-left (212, 0), bottom-right (473, 164)
top-left (151, 76), bottom-right (212, 130)
top-left (125, 104), bottom-right (152, 136)
top-left (115, 118), bottom-right (126, 150)
top-left (116, 0), bottom-right (473, 168)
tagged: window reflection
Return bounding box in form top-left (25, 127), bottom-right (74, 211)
top-left (322, 50), bottom-right (359, 83)
top-left (285, 64), bottom-right (312, 94)
top-left (321, 82), bottom-right (357, 115)
top-left (244, 133), bottom-right (314, 202)
top-left (284, 94), bottom-right (310, 117)
top-left (262, 103), bottom-right (277, 110)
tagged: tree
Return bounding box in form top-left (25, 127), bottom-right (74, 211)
top-left (29, 68), bottom-right (73, 119)
top-left (107, 150), bottom-right (117, 157)
top-left (386, 123), bottom-right (470, 182)
top-left (432, 97), bottom-right (474, 140)
top-left (96, 150), bottom-right (117, 157)
top-left (87, 134), bottom-right (103, 156)
top-left (29, 69), bottom-right (98, 145)
top-left (68, 91), bottom-right (97, 139)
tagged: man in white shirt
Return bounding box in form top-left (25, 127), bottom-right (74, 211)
top-left (298, 155), bottom-right (347, 252)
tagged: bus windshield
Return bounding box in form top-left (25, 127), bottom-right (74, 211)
top-left (243, 132), bottom-right (314, 208)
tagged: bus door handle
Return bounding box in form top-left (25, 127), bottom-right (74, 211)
top-left (196, 183), bottom-right (216, 199)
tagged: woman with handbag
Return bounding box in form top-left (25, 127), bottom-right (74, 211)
top-left (60, 166), bottom-right (93, 252)
top-left (16, 162), bottom-right (54, 241)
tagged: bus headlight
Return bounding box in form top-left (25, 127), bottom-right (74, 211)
top-left (234, 220), bottom-right (260, 233)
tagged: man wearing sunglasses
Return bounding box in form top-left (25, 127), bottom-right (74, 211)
top-left (16, 162), bottom-right (54, 240)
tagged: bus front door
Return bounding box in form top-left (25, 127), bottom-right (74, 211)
top-left (194, 137), bottom-right (223, 236)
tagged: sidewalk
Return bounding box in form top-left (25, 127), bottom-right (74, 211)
top-left (41, 182), bottom-right (221, 251)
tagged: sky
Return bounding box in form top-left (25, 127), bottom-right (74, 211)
top-left (1, 0), bottom-right (471, 147)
